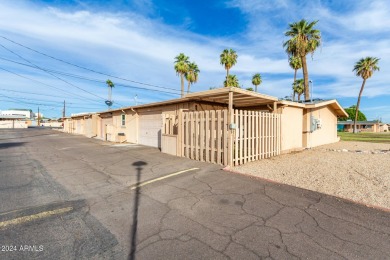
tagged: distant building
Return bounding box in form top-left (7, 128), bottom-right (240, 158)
top-left (0, 115), bottom-right (29, 129)
top-left (337, 120), bottom-right (388, 132)
top-left (0, 109), bottom-right (33, 119)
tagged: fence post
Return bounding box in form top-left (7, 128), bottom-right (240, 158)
top-left (228, 90), bottom-right (234, 167)
top-left (177, 109), bottom-right (183, 157)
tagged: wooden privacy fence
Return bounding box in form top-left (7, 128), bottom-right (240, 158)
top-left (180, 110), bottom-right (228, 165)
top-left (178, 110), bottom-right (281, 166)
top-left (233, 110), bottom-right (281, 166)
top-left (161, 114), bottom-right (178, 156)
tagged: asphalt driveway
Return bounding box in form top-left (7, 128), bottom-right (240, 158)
top-left (0, 128), bottom-right (389, 259)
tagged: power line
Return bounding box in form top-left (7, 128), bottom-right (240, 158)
top-left (0, 65), bottom-right (108, 105)
top-left (0, 64), bottom-right (128, 107)
top-left (0, 57), bottom-right (181, 96)
top-left (0, 43), bottom-right (124, 106)
top-left (0, 97), bottom-right (103, 110)
top-left (0, 88), bottom-right (95, 102)
top-left (0, 35), bottom-right (183, 93)
top-left (0, 95), bottom-right (61, 108)
top-left (0, 88), bottom-right (118, 110)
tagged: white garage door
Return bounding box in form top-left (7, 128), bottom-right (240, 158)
top-left (139, 112), bottom-right (162, 148)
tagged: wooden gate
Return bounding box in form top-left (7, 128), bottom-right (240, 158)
top-left (179, 110), bottom-right (281, 166)
top-left (161, 114), bottom-right (178, 156)
top-left (233, 110), bottom-right (281, 166)
top-left (180, 110), bottom-right (228, 165)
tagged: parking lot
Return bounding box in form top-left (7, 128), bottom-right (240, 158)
top-left (1, 129), bottom-right (389, 259)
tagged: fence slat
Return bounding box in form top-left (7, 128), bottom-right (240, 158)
top-left (211, 110), bottom-right (215, 163)
top-left (205, 111), bottom-right (210, 162)
top-left (199, 112), bottom-right (204, 161)
top-left (239, 110), bottom-right (243, 164)
top-left (217, 110), bottom-right (222, 165)
top-left (189, 112), bottom-right (194, 159)
top-left (223, 110), bottom-right (228, 166)
top-left (255, 111), bottom-right (259, 160)
top-left (234, 110), bottom-right (239, 166)
top-left (179, 109), bottom-right (280, 167)
top-left (242, 110), bottom-right (247, 164)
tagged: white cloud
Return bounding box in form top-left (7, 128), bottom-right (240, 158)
top-left (0, 0), bottom-right (388, 119)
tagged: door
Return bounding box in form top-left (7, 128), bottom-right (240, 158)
top-left (101, 117), bottom-right (113, 140)
top-left (138, 112), bottom-right (162, 148)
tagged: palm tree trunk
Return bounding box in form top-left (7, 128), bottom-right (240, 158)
top-left (294, 68), bottom-right (297, 83)
top-left (226, 68), bottom-right (229, 86)
top-left (298, 93), bottom-right (301, 101)
top-left (255, 85), bottom-right (258, 92)
top-left (353, 79), bottom-right (366, 133)
top-left (301, 55), bottom-right (310, 101)
top-left (180, 74), bottom-right (184, 98)
top-left (187, 81), bottom-right (191, 94)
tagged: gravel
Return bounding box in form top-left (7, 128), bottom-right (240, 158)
top-left (233, 141), bottom-right (390, 210)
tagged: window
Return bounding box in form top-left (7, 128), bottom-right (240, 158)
top-left (121, 114), bottom-right (126, 127)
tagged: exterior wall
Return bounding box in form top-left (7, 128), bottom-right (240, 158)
top-left (339, 122), bottom-right (385, 133)
top-left (100, 116), bottom-right (113, 141)
top-left (303, 106), bottom-right (338, 148)
top-left (280, 106), bottom-right (303, 152)
top-left (0, 120), bottom-right (28, 128)
top-left (96, 101), bottom-right (227, 145)
top-left (73, 117), bottom-right (85, 135)
top-left (380, 124), bottom-right (389, 132)
top-left (63, 118), bottom-right (73, 133)
top-left (41, 122), bottom-right (63, 128)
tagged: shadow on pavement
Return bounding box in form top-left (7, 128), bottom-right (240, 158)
top-left (0, 142), bottom-right (27, 149)
top-left (128, 160), bottom-right (147, 260)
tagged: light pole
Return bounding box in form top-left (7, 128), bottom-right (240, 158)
top-left (134, 95), bottom-right (138, 106)
top-left (309, 80), bottom-right (313, 102)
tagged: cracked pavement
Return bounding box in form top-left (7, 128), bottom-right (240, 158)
top-left (0, 128), bottom-right (389, 259)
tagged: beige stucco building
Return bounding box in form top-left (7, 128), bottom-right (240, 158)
top-left (338, 120), bottom-right (389, 133)
top-left (63, 88), bottom-right (347, 167)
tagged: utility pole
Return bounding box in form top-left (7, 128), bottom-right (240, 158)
top-left (37, 107), bottom-right (40, 126)
top-left (63, 100), bottom-right (66, 119)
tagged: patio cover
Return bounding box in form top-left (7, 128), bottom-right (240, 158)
top-left (184, 87), bottom-right (278, 108)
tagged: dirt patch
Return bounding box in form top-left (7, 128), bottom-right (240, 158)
top-left (233, 141), bottom-right (390, 209)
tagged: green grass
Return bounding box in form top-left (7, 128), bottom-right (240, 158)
top-left (338, 132), bottom-right (390, 143)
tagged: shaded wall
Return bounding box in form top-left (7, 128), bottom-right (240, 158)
top-left (303, 106), bottom-right (338, 148)
top-left (280, 106), bottom-right (303, 152)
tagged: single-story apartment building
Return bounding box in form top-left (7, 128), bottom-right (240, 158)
top-left (338, 120), bottom-right (389, 133)
top-left (63, 88), bottom-right (347, 167)
top-left (0, 115), bottom-right (29, 129)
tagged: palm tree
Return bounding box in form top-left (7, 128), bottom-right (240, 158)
top-left (352, 57), bottom-right (380, 133)
top-left (174, 53), bottom-right (189, 97)
top-left (224, 74), bottom-right (240, 88)
top-left (292, 79), bottom-right (304, 101)
top-left (185, 62), bottom-right (200, 93)
top-left (284, 19), bottom-right (321, 100)
top-left (106, 79), bottom-right (114, 109)
top-left (289, 55), bottom-right (302, 83)
top-left (220, 49), bottom-right (237, 82)
top-left (251, 73), bottom-right (262, 92)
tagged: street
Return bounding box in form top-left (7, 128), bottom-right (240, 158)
top-left (0, 128), bottom-right (389, 259)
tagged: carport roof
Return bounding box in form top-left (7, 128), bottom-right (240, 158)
top-left (97, 88), bottom-right (279, 115)
top-left (183, 87), bottom-right (278, 107)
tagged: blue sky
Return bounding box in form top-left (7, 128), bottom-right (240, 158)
top-left (0, 0), bottom-right (389, 121)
